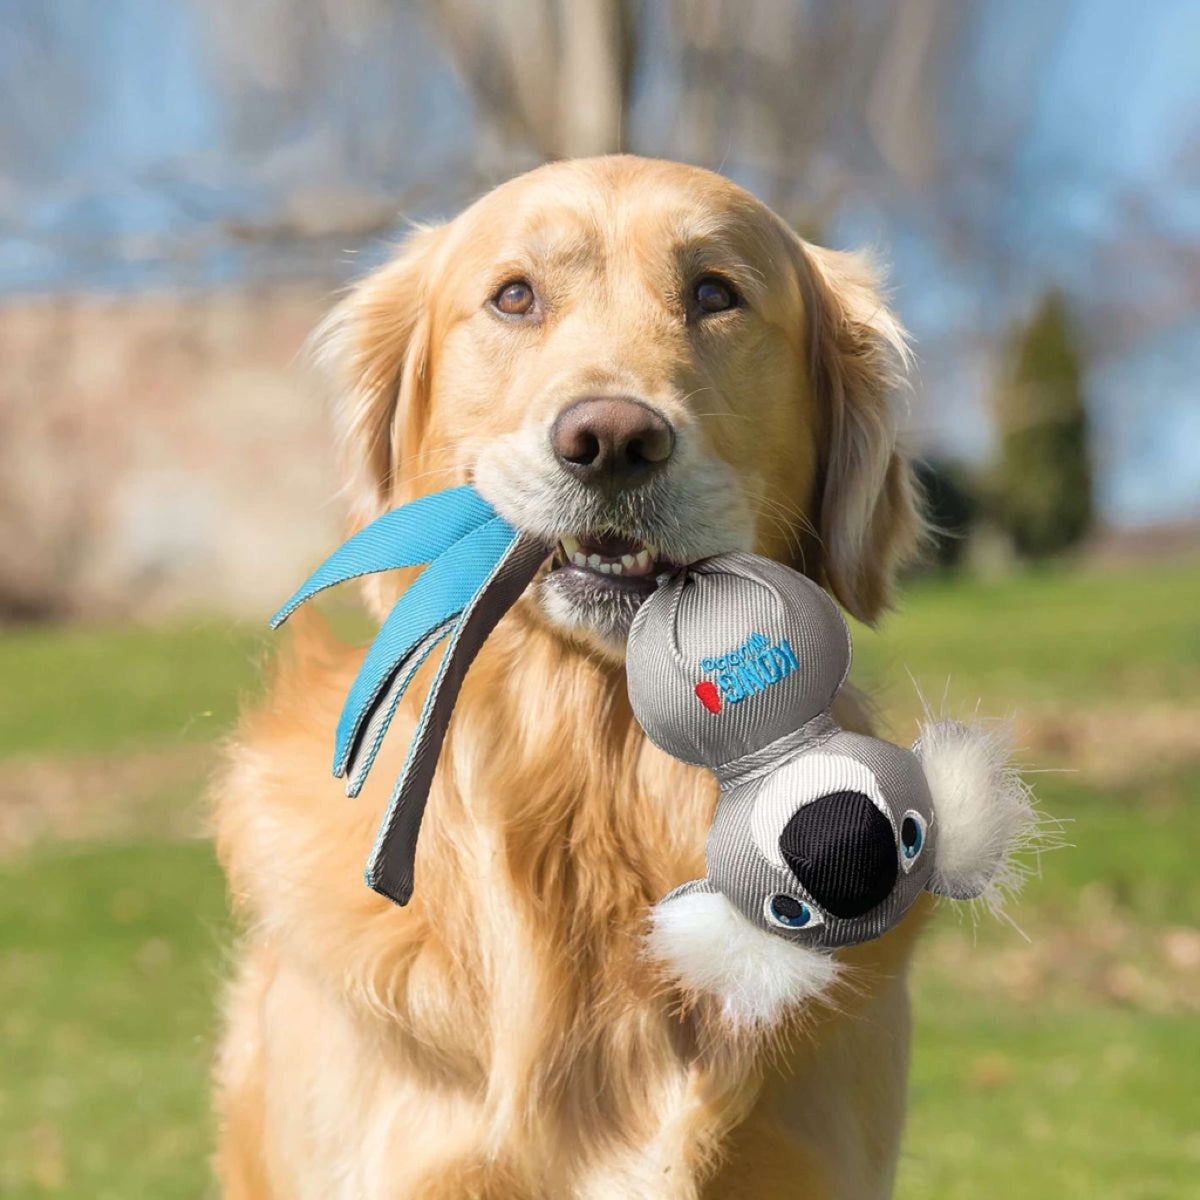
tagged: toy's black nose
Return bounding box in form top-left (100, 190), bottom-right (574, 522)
top-left (779, 791), bottom-right (897, 919)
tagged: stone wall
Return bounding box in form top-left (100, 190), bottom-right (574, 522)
top-left (0, 287), bottom-right (345, 620)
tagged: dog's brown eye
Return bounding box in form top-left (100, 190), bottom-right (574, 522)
top-left (493, 280), bottom-right (536, 316)
top-left (694, 276), bottom-right (738, 314)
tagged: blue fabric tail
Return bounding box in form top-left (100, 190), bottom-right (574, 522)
top-left (267, 484), bottom-right (548, 908)
top-left (341, 616), bottom-right (456, 798)
top-left (332, 517), bottom-right (521, 778)
top-left (270, 485), bottom-right (496, 628)
top-left (364, 532), bottom-right (548, 906)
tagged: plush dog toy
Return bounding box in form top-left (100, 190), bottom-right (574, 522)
top-left (626, 552), bottom-right (1037, 1026)
top-left (276, 488), bottom-right (1037, 1025)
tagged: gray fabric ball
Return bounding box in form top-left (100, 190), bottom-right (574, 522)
top-left (626, 553), bottom-right (850, 769)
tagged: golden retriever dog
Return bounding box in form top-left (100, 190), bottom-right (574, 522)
top-left (214, 155), bottom-right (924, 1199)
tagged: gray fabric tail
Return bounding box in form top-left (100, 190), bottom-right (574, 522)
top-left (365, 533), bottom-right (547, 906)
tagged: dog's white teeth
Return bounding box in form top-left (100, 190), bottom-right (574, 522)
top-left (560, 536), bottom-right (657, 577)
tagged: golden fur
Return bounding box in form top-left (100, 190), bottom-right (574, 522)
top-left (213, 156), bottom-right (925, 1199)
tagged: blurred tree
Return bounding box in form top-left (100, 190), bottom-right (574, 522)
top-left (431, 0), bottom-right (634, 158)
top-left (991, 291), bottom-right (1094, 559)
top-left (912, 457), bottom-right (980, 570)
top-left (425, 0), bottom-right (956, 225)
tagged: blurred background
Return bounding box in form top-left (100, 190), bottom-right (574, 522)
top-left (1, 2), bottom-right (1197, 1197)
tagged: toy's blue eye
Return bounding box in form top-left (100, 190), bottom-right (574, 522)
top-left (900, 811), bottom-right (926, 870)
top-left (765, 893), bottom-right (824, 930)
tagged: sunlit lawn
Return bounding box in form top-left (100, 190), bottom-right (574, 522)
top-left (1, 559), bottom-right (1198, 1198)
top-left (1, 842), bottom-right (226, 1199)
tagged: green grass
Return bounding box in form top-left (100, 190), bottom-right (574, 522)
top-left (1032, 761), bottom-right (1200, 927)
top-left (853, 556), bottom-right (1200, 711)
top-left (0, 620), bottom-right (269, 758)
top-left (0, 841), bottom-right (228, 1199)
top-left (1, 558), bottom-right (1198, 1197)
top-left (894, 757), bottom-right (1200, 1199)
top-left (898, 991), bottom-right (1200, 1200)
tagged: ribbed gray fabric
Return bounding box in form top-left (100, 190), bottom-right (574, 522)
top-left (711, 711), bottom-right (839, 788)
top-left (627, 553), bottom-right (851, 769)
top-left (365, 532), bottom-right (548, 906)
top-left (629, 554), bottom-right (938, 951)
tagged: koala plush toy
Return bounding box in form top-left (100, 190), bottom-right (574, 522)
top-left (626, 552), bottom-right (1037, 1028)
top-left (277, 487), bottom-right (1038, 1028)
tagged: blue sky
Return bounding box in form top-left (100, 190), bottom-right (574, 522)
top-left (2, 0), bottom-right (1196, 527)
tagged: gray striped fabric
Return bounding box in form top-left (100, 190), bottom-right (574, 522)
top-left (628, 554), bottom-right (937, 950)
top-left (627, 553), bottom-right (851, 769)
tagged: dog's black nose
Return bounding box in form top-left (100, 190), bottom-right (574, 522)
top-left (551, 398), bottom-right (674, 489)
top-left (779, 791), bottom-right (897, 919)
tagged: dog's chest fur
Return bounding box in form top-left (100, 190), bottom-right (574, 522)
top-left (214, 612), bottom-right (914, 1198)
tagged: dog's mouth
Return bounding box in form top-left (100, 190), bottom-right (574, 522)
top-left (475, 439), bottom-right (753, 648)
top-left (550, 533), bottom-right (679, 590)
top-left (538, 531), bottom-right (683, 645)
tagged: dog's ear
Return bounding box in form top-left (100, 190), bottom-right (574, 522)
top-left (311, 224), bottom-right (447, 526)
top-left (799, 242), bottom-right (924, 624)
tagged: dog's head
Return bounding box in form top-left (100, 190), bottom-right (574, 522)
top-left (315, 156), bottom-right (920, 652)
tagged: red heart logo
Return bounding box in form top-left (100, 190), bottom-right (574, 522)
top-left (694, 681), bottom-right (722, 714)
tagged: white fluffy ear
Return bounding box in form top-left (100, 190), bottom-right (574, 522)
top-left (646, 882), bottom-right (839, 1029)
top-left (915, 719), bottom-right (1037, 909)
